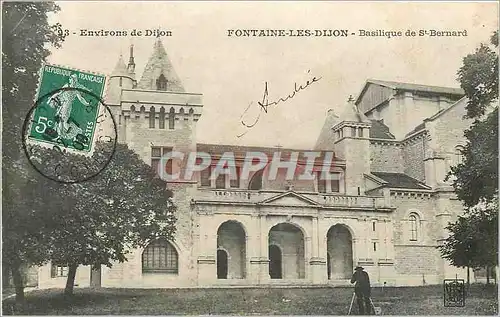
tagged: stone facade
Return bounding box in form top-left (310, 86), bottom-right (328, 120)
top-left (38, 40), bottom-right (475, 289)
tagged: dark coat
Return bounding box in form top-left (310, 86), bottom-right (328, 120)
top-left (351, 270), bottom-right (371, 295)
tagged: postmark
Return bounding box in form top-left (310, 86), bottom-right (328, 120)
top-left (26, 64), bottom-right (106, 153)
top-left (22, 64), bottom-right (117, 184)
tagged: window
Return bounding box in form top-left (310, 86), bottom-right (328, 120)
top-left (142, 239), bottom-right (178, 273)
top-left (351, 127), bottom-right (356, 137)
top-left (214, 167), bottom-right (226, 189)
top-left (159, 107), bottom-right (165, 129)
top-left (200, 161), bottom-right (211, 187)
top-left (372, 221), bottom-right (376, 231)
top-left (336, 130), bottom-right (341, 140)
top-left (151, 147), bottom-right (173, 177)
top-left (358, 128), bottom-right (364, 137)
top-left (230, 166), bottom-right (240, 188)
top-left (51, 263), bottom-right (69, 278)
top-left (318, 174), bottom-right (326, 193)
top-left (317, 172), bottom-right (340, 193)
top-left (409, 214), bottom-right (418, 241)
top-left (249, 169), bottom-right (263, 190)
top-left (156, 74), bottom-right (168, 91)
top-left (331, 174), bottom-right (340, 193)
top-left (119, 77), bottom-right (123, 87)
top-left (373, 242), bottom-right (377, 252)
top-left (169, 107), bottom-right (175, 130)
top-left (149, 107), bottom-right (156, 128)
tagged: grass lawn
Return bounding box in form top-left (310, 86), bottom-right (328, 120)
top-left (2, 284), bottom-right (497, 315)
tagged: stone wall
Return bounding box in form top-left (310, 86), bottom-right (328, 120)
top-left (369, 141), bottom-right (403, 173)
top-left (401, 133), bottom-right (427, 182)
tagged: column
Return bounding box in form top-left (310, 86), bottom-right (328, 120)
top-left (310, 217), bottom-right (327, 284)
top-left (248, 215), bottom-right (263, 284)
top-left (258, 214), bottom-right (270, 283)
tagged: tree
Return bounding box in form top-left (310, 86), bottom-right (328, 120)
top-left (2, 2), bottom-right (65, 305)
top-left (43, 143), bottom-right (177, 295)
top-left (440, 31), bottom-right (498, 282)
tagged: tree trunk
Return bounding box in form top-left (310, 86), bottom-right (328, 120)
top-left (486, 266), bottom-right (490, 285)
top-left (64, 264), bottom-right (78, 296)
top-left (11, 262), bottom-right (25, 307)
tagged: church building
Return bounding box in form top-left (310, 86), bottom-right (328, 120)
top-left (38, 39), bottom-right (473, 289)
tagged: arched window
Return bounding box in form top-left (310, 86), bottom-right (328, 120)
top-left (409, 214), bottom-right (418, 241)
top-left (248, 169), bottom-right (263, 190)
top-left (156, 74), bottom-right (168, 91)
top-left (159, 107), bottom-right (165, 129)
top-left (142, 239), bottom-right (178, 273)
top-left (169, 107), bottom-right (175, 130)
top-left (149, 106), bottom-right (155, 128)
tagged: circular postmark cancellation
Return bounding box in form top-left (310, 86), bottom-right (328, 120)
top-left (22, 85), bottom-right (117, 184)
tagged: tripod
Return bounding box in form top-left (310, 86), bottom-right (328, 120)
top-left (348, 292), bottom-right (376, 315)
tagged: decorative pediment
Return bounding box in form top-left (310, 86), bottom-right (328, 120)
top-left (258, 191), bottom-right (319, 207)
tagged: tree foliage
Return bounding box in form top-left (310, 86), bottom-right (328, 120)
top-left (440, 31), bottom-right (499, 274)
top-left (2, 2), bottom-right (65, 304)
top-left (41, 143), bottom-right (176, 295)
top-left (439, 200), bottom-right (498, 269)
top-left (457, 31), bottom-right (498, 119)
top-left (2, 2), bottom-right (178, 303)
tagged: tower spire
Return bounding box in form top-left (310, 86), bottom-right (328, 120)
top-left (127, 44), bottom-right (136, 74)
top-left (137, 39), bottom-right (185, 92)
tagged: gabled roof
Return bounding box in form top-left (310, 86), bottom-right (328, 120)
top-left (259, 191), bottom-right (319, 207)
top-left (137, 39), bottom-right (185, 92)
top-left (371, 172), bottom-right (431, 190)
top-left (356, 79), bottom-right (464, 105)
top-left (370, 120), bottom-right (395, 139)
top-left (404, 97), bottom-right (468, 138)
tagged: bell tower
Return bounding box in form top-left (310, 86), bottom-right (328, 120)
top-left (332, 95), bottom-right (371, 195)
top-left (115, 39), bottom-right (203, 168)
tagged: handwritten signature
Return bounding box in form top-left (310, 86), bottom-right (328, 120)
top-left (238, 70), bottom-right (321, 137)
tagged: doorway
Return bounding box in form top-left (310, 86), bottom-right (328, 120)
top-left (217, 249), bottom-right (228, 279)
top-left (269, 245), bottom-right (282, 279)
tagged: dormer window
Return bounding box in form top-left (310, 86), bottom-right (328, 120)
top-left (156, 74), bottom-right (168, 91)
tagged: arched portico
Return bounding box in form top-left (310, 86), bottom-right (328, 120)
top-left (268, 223), bottom-right (305, 279)
top-left (216, 220), bottom-right (247, 279)
top-left (327, 224), bottom-right (353, 279)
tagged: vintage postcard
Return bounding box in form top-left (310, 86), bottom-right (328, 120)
top-left (2, 1), bottom-right (498, 315)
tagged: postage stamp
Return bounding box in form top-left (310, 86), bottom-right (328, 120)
top-left (21, 64), bottom-right (117, 183)
top-left (27, 64), bottom-right (106, 154)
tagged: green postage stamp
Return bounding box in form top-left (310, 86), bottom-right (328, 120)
top-left (27, 64), bottom-right (107, 154)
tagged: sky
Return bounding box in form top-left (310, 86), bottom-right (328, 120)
top-left (47, 1), bottom-right (498, 149)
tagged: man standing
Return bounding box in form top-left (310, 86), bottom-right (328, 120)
top-left (350, 266), bottom-right (372, 315)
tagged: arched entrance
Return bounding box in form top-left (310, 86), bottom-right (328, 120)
top-left (268, 223), bottom-right (305, 279)
top-left (327, 224), bottom-right (353, 279)
top-left (217, 249), bottom-right (228, 279)
top-left (269, 245), bottom-right (282, 279)
top-left (217, 221), bottom-right (247, 279)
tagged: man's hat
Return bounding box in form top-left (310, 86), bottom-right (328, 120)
top-left (354, 266), bottom-right (364, 271)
